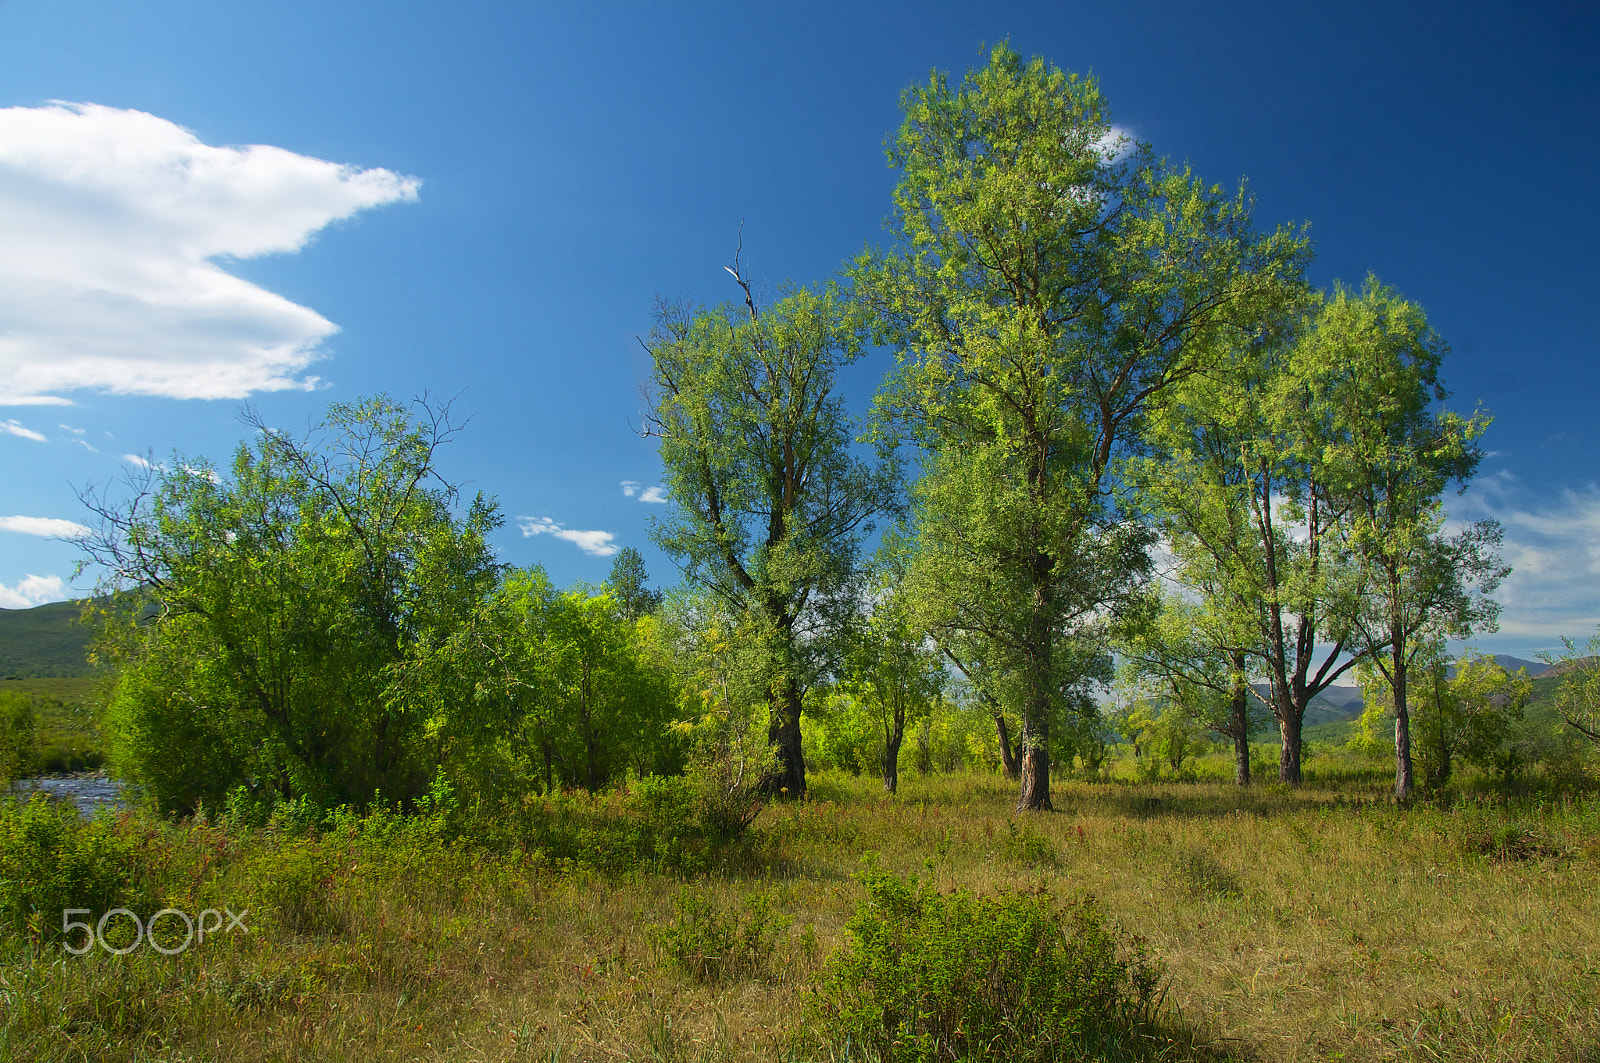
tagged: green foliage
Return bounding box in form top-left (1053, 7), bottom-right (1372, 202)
top-left (858, 43), bottom-right (1309, 809)
top-left (803, 688), bottom-right (883, 776)
top-left (836, 566), bottom-right (945, 792)
top-left (607, 546), bottom-right (663, 621)
top-left (682, 710), bottom-right (772, 840)
top-left (917, 694), bottom-right (998, 775)
top-left (813, 861), bottom-right (1164, 1062)
top-left (1355, 647), bottom-right (1531, 787)
top-left (0, 678), bottom-right (105, 774)
top-left (1541, 625), bottom-right (1600, 747)
top-left (653, 887), bottom-right (790, 985)
top-left (1306, 278), bottom-right (1504, 798)
top-left (391, 566), bottom-right (688, 804)
top-left (0, 795), bottom-right (144, 942)
top-left (82, 395), bottom-right (501, 816)
top-left (245, 839), bottom-right (348, 937)
top-left (0, 689), bottom-right (38, 783)
top-left (644, 271), bottom-right (897, 795)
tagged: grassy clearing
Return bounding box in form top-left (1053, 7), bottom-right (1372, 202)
top-left (0, 677), bottom-right (107, 774)
top-left (3, 768), bottom-right (1599, 1062)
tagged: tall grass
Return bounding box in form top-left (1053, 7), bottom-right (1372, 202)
top-left (3, 766), bottom-right (1598, 1061)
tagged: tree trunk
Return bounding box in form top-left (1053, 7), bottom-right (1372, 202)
top-left (1277, 709), bottom-right (1303, 785)
top-left (1017, 546), bottom-right (1053, 811)
top-left (581, 667), bottom-right (599, 792)
top-left (1393, 641), bottom-right (1414, 801)
top-left (995, 714), bottom-right (1020, 780)
top-left (764, 677), bottom-right (806, 797)
top-left (1231, 686), bottom-right (1251, 787)
top-left (1016, 716), bottom-right (1052, 811)
top-left (884, 715), bottom-right (903, 794)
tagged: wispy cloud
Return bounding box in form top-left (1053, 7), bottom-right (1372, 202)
top-left (638, 485), bottom-right (668, 504)
top-left (0, 515), bottom-right (90, 538)
top-left (1453, 479), bottom-right (1600, 641)
top-left (58, 424), bottom-right (85, 435)
top-left (621, 481), bottom-right (640, 498)
top-left (69, 438), bottom-right (99, 453)
top-left (1, 419), bottom-right (46, 441)
top-left (0, 574), bottom-right (67, 609)
top-left (0, 102), bottom-right (420, 404)
top-left (517, 516), bottom-right (619, 557)
top-left (122, 453), bottom-right (157, 470)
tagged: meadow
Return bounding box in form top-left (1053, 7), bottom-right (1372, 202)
top-left (4, 756), bottom-right (1598, 1063)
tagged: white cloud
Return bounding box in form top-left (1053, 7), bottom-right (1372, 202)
top-left (1, 419), bottom-right (46, 441)
top-left (1452, 482), bottom-right (1600, 641)
top-left (518, 516), bottom-right (619, 558)
top-left (59, 423), bottom-right (85, 434)
top-left (1094, 124), bottom-right (1139, 162)
top-left (122, 453), bottom-right (157, 470)
top-left (0, 102), bottom-right (420, 403)
top-left (0, 515), bottom-right (90, 538)
top-left (638, 485), bottom-right (668, 504)
top-left (69, 437), bottom-right (99, 453)
top-left (621, 480), bottom-right (640, 498)
top-left (0, 574), bottom-right (67, 609)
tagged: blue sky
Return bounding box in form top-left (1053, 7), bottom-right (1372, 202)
top-left (0, 0), bottom-right (1595, 659)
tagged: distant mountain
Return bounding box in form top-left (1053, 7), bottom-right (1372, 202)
top-left (0, 599), bottom-right (99, 678)
top-left (1445, 654), bottom-right (1543, 679)
top-left (1249, 682), bottom-right (1365, 737)
top-left (1313, 685), bottom-right (1365, 712)
top-left (1535, 656), bottom-right (1597, 679)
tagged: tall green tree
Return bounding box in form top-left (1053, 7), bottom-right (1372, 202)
top-left (1357, 646), bottom-right (1531, 789)
top-left (643, 263), bottom-right (897, 796)
top-left (1119, 590), bottom-right (1264, 786)
top-left (839, 573), bottom-right (945, 793)
top-left (80, 395), bottom-right (500, 814)
top-left (1306, 279), bottom-right (1504, 800)
top-left (856, 44), bottom-right (1309, 809)
top-left (607, 546), bottom-right (663, 622)
top-left (1130, 312), bottom-right (1370, 786)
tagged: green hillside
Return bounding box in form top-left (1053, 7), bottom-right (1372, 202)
top-left (0, 599), bottom-right (99, 678)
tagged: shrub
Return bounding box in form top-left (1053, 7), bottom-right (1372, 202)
top-left (245, 839), bottom-right (348, 937)
top-left (653, 886), bottom-right (790, 985)
top-left (1001, 818), bottom-right (1059, 869)
top-left (0, 689), bottom-right (37, 783)
top-left (0, 794), bottom-right (144, 943)
top-left (812, 861), bottom-right (1165, 1063)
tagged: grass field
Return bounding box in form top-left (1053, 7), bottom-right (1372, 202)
top-left (3, 763), bottom-right (1598, 1063)
top-left (0, 676), bottom-right (107, 773)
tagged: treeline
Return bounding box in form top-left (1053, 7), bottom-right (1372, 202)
top-left (78, 45), bottom-right (1600, 818)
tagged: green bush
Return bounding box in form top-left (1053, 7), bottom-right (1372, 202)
top-left (0, 689), bottom-right (38, 783)
top-left (653, 887), bottom-right (790, 985)
top-left (812, 861), bottom-right (1165, 1063)
top-left (245, 839), bottom-right (347, 937)
top-left (0, 794), bottom-right (144, 943)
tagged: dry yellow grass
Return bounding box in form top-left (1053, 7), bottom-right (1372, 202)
top-left (3, 768), bottom-right (1598, 1062)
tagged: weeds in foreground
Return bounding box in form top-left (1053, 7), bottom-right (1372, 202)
top-left (2, 770), bottom-right (1598, 1062)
